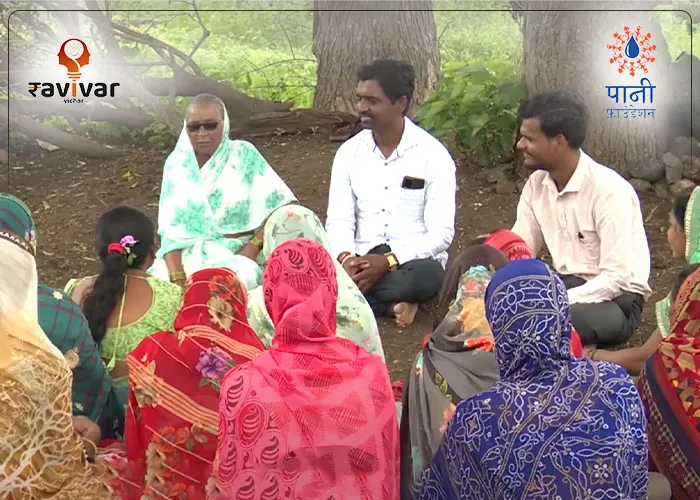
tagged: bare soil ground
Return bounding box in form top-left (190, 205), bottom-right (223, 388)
top-left (6, 133), bottom-right (678, 381)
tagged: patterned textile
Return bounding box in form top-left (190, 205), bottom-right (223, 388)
top-left (37, 283), bottom-right (123, 439)
top-left (402, 263), bottom-right (585, 496)
top-left (0, 193), bottom-right (37, 250)
top-left (148, 107), bottom-right (296, 290)
top-left (638, 264), bottom-right (700, 499)
top-left (246, 204), bottom-right (385, 360)
top-left (215, 239), bottom-right (399, 499)
top-left (417, 259), bottom-right (649, 500)
top-left (401, 265), bottom-right (500, 495)
top-left (656, 185), bottom-right (700, 337)
top-left (65, 274), bottom-right (182, 409)
top-left (483, 229), bottom-right (535, 261)
top-left (0, 232), bottom-right (113, 498)
top-left (65, 276), bottom-right (182, 368)
top-left (0, 193), bottom-right (122, 438)
top-left (97, 268), bottom-right (265, 499)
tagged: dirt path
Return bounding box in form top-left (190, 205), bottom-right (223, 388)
top-left (8, 134), bottom-right (678, 381)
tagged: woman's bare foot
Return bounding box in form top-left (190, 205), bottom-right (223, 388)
top-left (393, 302), bottom-right (418, 328)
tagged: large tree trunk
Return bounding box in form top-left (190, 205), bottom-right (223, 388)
top-left (312, 0), bottom-right (439, 114)
top-left (520, 1), bottom-right (673, 177)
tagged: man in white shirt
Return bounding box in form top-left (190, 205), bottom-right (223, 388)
top-left (326, 59), bottom-right (456, 328)
top-left (512, 91), bottom-right (652, 346)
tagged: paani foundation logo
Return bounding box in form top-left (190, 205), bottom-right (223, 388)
top-left (607, 26), bottom-right (657, 77)
top-left (604, 25), bottom-right (657, 120)
top-left (27, 38), bottom-right (120, 103)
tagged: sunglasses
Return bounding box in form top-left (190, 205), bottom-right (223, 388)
top-left (186, 121), bottom-right (219, 133)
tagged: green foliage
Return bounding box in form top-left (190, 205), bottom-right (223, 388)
top-left (36, 0), bottom-right (695, 159)
top-left (419, 5), bottom-right (523, 166)
top-left (111, 2), bottom-right (317, 107)
top-left (653, 7), bottom-right (698, 59)
top-left (416, 62), bottom-right (523, 166)
top-left (81, 121), bottom-right (176, 150)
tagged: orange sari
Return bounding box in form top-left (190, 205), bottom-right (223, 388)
top-left (98, 268), bottom-right (265, 499)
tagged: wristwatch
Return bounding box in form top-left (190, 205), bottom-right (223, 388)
top-left (385, 252), bottom-right (399, 271)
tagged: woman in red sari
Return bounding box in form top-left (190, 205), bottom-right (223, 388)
top-left (98, 268), bottom-right (265, 499)
top-left (638, 264), bottom-right (700, 500)
top-left (213, 238), bottom-right (400, 499)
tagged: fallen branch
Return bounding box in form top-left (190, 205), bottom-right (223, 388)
top-left (1, 105), bottom-right (123, 158)
top-left (230, 109), bottom-right (359, 140)
top-left (79, 2), bottom-right (183, 135)
top-left (141, 75), bottom-right (292, 122)
top-left (7, 99), bottom-right (155, 128)
top-left (78, 9), bottom-right (205, 77)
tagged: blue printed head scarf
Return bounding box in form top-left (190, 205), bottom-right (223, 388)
top-left (485, 258), bottom-right (572, 381)
top-left (416, 259), bottom-right (649, 500)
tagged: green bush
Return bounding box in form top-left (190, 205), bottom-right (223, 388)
top-left (416, 62), bottom-right (523, 167)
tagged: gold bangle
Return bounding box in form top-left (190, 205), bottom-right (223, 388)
top-left (169, 271), bottom-right (186, 283)
top-left (249, 235), bottom-right (263, 249)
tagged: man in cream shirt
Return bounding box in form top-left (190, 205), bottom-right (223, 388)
top-left (512, 91), bottom-right (652, 346)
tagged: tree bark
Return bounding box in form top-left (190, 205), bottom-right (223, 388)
top-left (312, 0), bottom-right (439, 114)
top-left (520, 1), bottom-right (673, 176)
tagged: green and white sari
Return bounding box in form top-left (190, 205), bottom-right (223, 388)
top-left (246, 204), bottom-right (387, 362)
top-left (656, 185), bottom-right (700, 337)
top-left (149, 108), bottom-right (296, 290)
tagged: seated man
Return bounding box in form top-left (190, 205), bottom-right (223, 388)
top-left (511, 91), bottom-right (651, 347)
top-left (326, 59), bottom-right (456, 328)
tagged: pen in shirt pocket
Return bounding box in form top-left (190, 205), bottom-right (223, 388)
top-left (577, 232), bottom-right (584, 241)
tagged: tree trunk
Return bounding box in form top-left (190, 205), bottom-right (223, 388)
top-left (520, 1), bottom-right (673, 177)
top-left (312, 0), bottom-right (439, 114)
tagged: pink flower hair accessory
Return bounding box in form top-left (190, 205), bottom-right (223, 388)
top-left (107, 234), bottom-right (140, 265)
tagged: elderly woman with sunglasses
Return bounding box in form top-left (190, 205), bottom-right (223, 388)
top-left (148, 93), bottom-right (297, 291)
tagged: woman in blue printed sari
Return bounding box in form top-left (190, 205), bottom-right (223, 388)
top-left (417, 259), bottom-right (649, 500)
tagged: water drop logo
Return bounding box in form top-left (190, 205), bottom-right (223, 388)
top-left (624, 35), bottom-right (640, 58)
top-left (57, 38), bottom-right (90, 97)
top-left (607, 26), bottom-right (656, 77)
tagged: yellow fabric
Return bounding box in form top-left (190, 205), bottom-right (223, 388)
top-left (0, 237), bottom-right (113, 498)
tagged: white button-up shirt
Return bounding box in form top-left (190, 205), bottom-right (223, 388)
top-left (326, 117), bottom-right (456, 268)
top-left (512, 150), bottom-right (652, 304)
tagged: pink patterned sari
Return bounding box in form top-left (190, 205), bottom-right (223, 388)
top-left (213, 238), bottom-right (400, 499)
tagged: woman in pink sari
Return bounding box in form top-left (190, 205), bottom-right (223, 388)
top-left (214, 238), bottom-right (400, 499)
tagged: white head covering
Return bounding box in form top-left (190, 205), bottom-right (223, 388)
top-left (0, 233), bottom-right (63, 368)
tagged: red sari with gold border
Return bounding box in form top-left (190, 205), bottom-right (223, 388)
top-left (98, 268), bottom-right (265, 499)
top-left (638, 266), bottom-right (700, 500)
